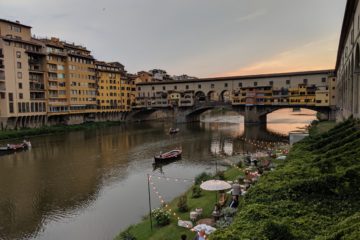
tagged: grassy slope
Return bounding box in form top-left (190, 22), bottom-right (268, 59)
top-left (210, 118), bottom-right (360, 240)
top-left (115, 168), bottom-right (241, 240)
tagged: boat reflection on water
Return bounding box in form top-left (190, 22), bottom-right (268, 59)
top-left (152, 158), bottom-right (180, 173)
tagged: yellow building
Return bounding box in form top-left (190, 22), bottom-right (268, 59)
top-left (95, 61), bottom-right (126, 111)
top-left (41, 38), bottom-right (97, 115)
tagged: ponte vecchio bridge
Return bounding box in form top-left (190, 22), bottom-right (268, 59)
top-left (131, 70), bottom-right (337, 124)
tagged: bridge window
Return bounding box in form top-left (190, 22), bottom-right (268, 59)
top-left (254, 82), bottom-right (257, 86)
top-left (163, 86), bottom-right (166, 90)
top-left (198, 84), bottom-right (201, 89)
top-left (238, 82), bottom-right (242, 87)
top-left (286, 80), bottom-right (290, 85)
top-left (224, 83), bottom-right (228, 87)
top-left (303, 79), bottom-right (308, 84)
top-left (186, 85), bottom-right (189, 89)
top-left (152, 86), bottom-right (154, 90)
top-left (269, 81), bottom-right (273, 86)
top-left (321, 77), bottom-right (326, 83)
top-left (174, 86), bottom-right (177, 90)
top-left (211, 84), bottom-right (214, 89)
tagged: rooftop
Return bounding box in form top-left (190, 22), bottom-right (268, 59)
top-left (137, 69), bottom-right (335, 85)
top-left (0, 18), bottom-right (32, 28)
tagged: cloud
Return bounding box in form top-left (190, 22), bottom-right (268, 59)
top-left (236, 9), bottom-right (267, 23)
top-left (217, 36), bottom-right (338, 76)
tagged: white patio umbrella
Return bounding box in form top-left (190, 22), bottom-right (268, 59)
top-left (200, 180), bottom-right (232, 191)
top-left (200, 179), bottom-right (232, 204)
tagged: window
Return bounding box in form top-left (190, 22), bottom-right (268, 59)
top-left (198, 84), bottom-right (201, 89)
top-left (332, 87), bottom-right (335, 90)
top-left (19, 93), bottom-right (23, 99)
top-left (138, 87), bottom-right (141, 91)
top-left (8, 93), bottom-right (13, 101)
top-left (152, 86), bottom-right (154, 90)
top-left (18, 83), bottom-right (22, 89)
top-left (286, 80), bottom-right (290, 85)
top-left (9, 102), bottom-right (14, 113)
top-left (186, 85), bottom-right (189, 90)
top-left (254, 82), bottom-right (257, 86)
top-left (238, 82), bottom-right (242, 87)
top-left (224, 83), bottom-right (228, 87)
top-left (10, 25), bottom-right (21, 32)
top-left (211, 84), bottom-right (214, 89)
top-left (163, 86), bottom-right (166, 90)
top-left (269, 81), bottom-right (273, 86)
top-left (303, 79), bottom-right (308, 84)
top-left (17, 62), bottom-right (21, 69)
top-left (16, 51), bottom-right (21, 58)
top-left (321, 77), bottom-right (326, 83)
top-left (17, 72), bottom-right (22, 79)
top-left (174, 85), bottom-right (177, 90)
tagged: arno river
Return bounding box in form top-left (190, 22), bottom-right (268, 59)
top-left (0, 109), bottom-right (316, 240)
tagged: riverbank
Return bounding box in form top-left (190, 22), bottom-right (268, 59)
top-left (0, 121), bottom-right (124, 141)
top-left (115, 168), bottom-right (242, 240)
top-left (115, 119), bottom-right (360, 240)
top-left (211, 118), bottom-right (360, 239)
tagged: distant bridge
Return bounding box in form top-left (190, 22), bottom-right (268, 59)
top-left (131, 70), bottom-right (337, 124)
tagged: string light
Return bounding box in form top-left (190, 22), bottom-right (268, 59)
top-left (149, 176), bottom-right (192, 229)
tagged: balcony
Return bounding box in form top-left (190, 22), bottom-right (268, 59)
top-left (29, 65), bottom-right (44, 73)
top-left (48, 85), bottom-right (58, 90)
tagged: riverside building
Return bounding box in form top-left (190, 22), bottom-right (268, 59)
top-left (0, 19), bottom-right (47, 128)
top-left (0, 19), bottom-right (134, 128)
top-left (335, 0), bottom-right (360, 120)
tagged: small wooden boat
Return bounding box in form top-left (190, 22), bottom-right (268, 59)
top-left (0, 140), bottom-right (31, 155)
top-left (169, 128), bottom-right (180, 134)
top-left (154, 149), bottom-right (182, 163)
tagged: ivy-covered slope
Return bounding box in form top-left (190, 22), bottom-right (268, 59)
top-left (211, 118), bottom-right (360, 240)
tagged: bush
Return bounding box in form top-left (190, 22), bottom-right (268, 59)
top-left (152, 208), bottom-right (171, 226)
top-left (192, 185), bottom-right (202, 198)
top-left (119, 227), bottom-right (137, 240)
top-left (215, 218), bottom-right (232, 229)
top-left (262, 221), bottom-right (295, 240)
top-left (214, 171), bottom-right (225, 180)
top-left (177, 194), bottom-right (189, 212)
top-left (236, 161), bottom-right (243, 168)
top-left (195, 172), bottom-right (212, 185)
top-left (221, 207), bottom-right (237, 217)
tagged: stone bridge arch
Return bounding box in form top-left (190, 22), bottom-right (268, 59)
top-left (195, 91), bottom-right (206, 102)
top-left (207, 90), bottom-right (217, 101)
top-left (220, 90), bottom-right (230, 102)
top-left (252, 105), bottom-right (332, 123)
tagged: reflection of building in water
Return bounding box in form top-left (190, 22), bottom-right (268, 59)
top-left (211, 140), bottom-right (220, 154)
top-left (210, 139), bottom-right (233, 156)
top-left (223, 140), bottom-right (233, 156)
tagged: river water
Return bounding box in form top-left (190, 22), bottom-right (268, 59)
top-left (0, 109), bottom-right (316, 240)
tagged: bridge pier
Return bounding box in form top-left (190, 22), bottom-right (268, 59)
top-left (243, 106), bottom-right (267, 124)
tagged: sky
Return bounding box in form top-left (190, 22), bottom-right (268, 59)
top-left (0, 0), bottom-right (347, 77)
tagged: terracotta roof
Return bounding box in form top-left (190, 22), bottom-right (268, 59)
top-left (137, 69), bottom-right (335, 85)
